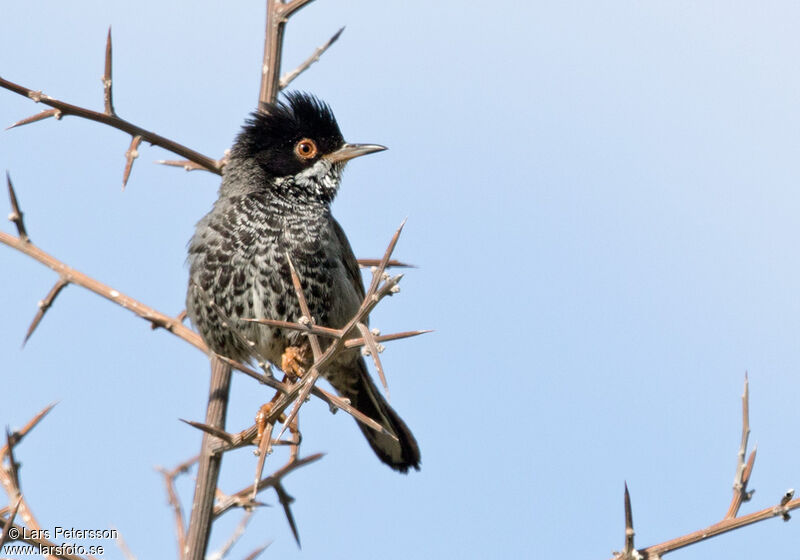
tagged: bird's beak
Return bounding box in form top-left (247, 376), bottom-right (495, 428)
top-left (325, 143), bottom-right (387, 164)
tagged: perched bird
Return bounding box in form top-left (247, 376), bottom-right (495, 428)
top-left (186, 92), bottom-right (420, 472)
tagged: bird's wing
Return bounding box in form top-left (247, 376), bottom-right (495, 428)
top-left (331, 217), bottom-right (366, 301)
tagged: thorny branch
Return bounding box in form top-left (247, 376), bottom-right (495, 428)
top-left (1, 175), bottom-right (399, 428)
top-left (186, 3), bottom-right (362, 555)
top-left (0, 2), bottom-right (422, 557)
top-left (259, 0), bottom-right (316, 108)
top-left (266, 221), bottom-right (409, 444)
top-left (207, 510), bottom-right (254, 560)
top-left (0, 29), bottom-right (224, 185)
top-left (174, 221), bottom-right (421, 549)
top-left (279, 27), bottom-right (344, 90)
top-left (116, 529), bottom-right (138, 560)
top-left (0, 517), bottom-right (89, 560)
top-left (3, 8), bottom-right (797, 556)
top-left (611, 377), bottom-right (798, 559)
top-left (156, 456), bottom-right (199, 555)
top-left (1, 404), bottom-right (73, 560)
top-left (0, 179), bottom-right (205, 352)
top-left (1, 71), bottom-right (223, 178)
top-left (0, 495), bottom-right (22, 551)
top-left (726, 373), bottom-right (756, 519)
top-left (213, 453), bottom-right (324, 520)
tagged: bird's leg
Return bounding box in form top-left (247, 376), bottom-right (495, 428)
top-left (281, 343), bottom-right (311, 380)
top-left (255, 388), bottom-right (286, 445)
top-left (254, 345), bottom-right (310, 444)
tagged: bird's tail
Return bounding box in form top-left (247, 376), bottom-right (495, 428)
top-left (333, 358), bottom-right (420, 473)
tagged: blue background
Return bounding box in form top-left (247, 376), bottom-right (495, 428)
top-left (2, 1), bottom-right (800, 558)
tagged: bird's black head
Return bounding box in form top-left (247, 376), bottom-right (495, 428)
top-left (227, 92), bottom-right (386, 204)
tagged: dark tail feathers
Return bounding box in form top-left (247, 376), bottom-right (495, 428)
top-left (337, 359), bottom-right (420, 473)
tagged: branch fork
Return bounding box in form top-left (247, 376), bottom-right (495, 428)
top-left (612, 376), bottom-right (800, 559)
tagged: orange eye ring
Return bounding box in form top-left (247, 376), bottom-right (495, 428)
top-left (294, 138), bottom-right (318, 160)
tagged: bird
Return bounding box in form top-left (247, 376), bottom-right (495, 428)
top-left (186, 92), bottom-right (420, 473)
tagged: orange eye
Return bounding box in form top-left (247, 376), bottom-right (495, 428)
top-left (294, 138), bottom-right (318, 160)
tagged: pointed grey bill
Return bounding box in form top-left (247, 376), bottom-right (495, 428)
top-left (324, 143), bottom-right (388, 164)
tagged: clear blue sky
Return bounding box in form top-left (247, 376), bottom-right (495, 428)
top-left (2, 1), bottom-right (800, 558)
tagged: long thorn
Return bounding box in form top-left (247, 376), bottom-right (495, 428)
top-left (624, 482), bottom-right (635, 556)
top-left (103, 27), bottom-right (115, 116)
top-left (344, 329), bottom-right (433, 349)
top-left (122, 135), bottom-right (142, 189)
top-left (357, 322), bottom-right (389, 399)
top-left (0, 496), bottom-right (22, 550)
top-left (242, 542), bottom-right (272, 560)
top-left (180, 418), bottom-right (235, 445)
top-left (368, 219), bottom-right (406, 296)
top-left (357, 258), bottom-right (415, 269)
top-left (275, 483), bottom-right (301, 547)
top-left (24, 278), bottom-right (69, 345)
top-left (9, 402), bottom-right (58, 445)
top-left (6, 109), bottom-right (61, 131)
top-left (6, 172), bottom-right (29, 242)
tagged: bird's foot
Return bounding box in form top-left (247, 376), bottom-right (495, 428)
top-left (281, 344), bottom-right (310, 380)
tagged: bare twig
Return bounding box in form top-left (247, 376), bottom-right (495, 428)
top-left (115, 527), bottom-right (137, 560)
top-left (1, 180), bottom-right (203, 348)
top-left (279, 27), bottom-right (344, 89)
top-left (611, 379), bottom-right (800, 559)
top-left (0, 74), bottom-right (221, 175)
top-left (207, 406), bottom-right (376, 457)
top-left (1, 405), bottom-right (59, 560)
top-left (639, 494), bottom-right (800, 558)
top-left (613, 487), bottom-right (800, 559)
top-left (156, 455), bottom-right (199, 554)
top-left (213, 453), bottom-right (324, 519)
top-left (208, 511), bottom-right (253, 560)
top-left (156, 159), bottom-right (219, 172)
top-left (0, 517), bottom-right (90, 560)
top-left (0, 227), bottom-right (204, 349)
top-left (726, 374), bottom-right (755, 519)
top-left (259, 0), bottom-right (317, 109)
